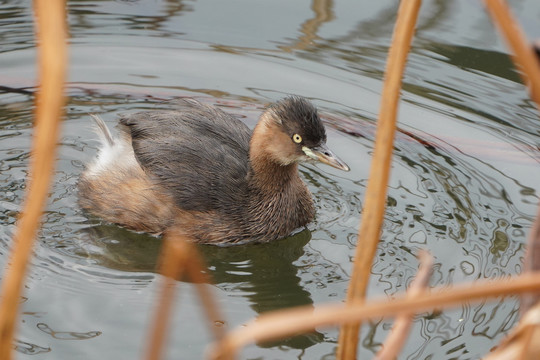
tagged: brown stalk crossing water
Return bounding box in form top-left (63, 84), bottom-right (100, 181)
top-left (1, 1), bottom-right (540, 359)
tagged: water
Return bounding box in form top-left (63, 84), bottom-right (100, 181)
top-left (1, 0), bottom-right (540, 359)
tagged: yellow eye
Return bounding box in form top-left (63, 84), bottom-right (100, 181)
top-left (292, 134), bottom-right (302, 144)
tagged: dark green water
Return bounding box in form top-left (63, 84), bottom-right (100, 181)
top-left (1, 0), bottom-right (540, 359)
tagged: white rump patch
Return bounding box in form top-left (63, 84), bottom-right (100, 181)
top-left (85, 116), bottom-right (139, 177)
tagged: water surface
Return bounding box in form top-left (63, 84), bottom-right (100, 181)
top-left (1, 0), bottom-right (540, 359)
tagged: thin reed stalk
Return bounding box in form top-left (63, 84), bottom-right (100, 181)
top-left (483, 0), bottom-right (540, 315)
top-left (145, 232), bottom-right (224, 360)
top-left (208, 272), bottom-right (540, 359)
top-left (336, 0), bottom-right (421, 358)
top-left (483, 301), bottom-right (540, 359)
top-left (183, 247), bottom-right (226, 342)
top-left (522, 206), bottom-right (540, 313)
top-left (479, 3), bottom-right (540, 358)
top-left (483, 0), bottom-right (540, 109)
top-left (145, 237), bottom-right (189, 360)
top-left (0, 0), bottom-right (66, 359)
top-left (374, 251), bottom-right (433, 360)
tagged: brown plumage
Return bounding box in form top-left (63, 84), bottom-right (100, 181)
top-left (78, 96), bottom-right (349, 245)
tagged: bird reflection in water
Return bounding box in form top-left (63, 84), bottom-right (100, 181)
top-left (80, 224), bottom-right (324, 349)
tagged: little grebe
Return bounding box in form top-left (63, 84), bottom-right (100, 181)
top-left (78, 96), bottom-right (349, 245)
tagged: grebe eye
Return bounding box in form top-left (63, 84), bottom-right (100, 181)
top-left (292, 134), bottom-right (302, 143)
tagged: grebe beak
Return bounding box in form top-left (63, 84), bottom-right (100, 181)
top-left (302, 144), bottom-right (350, 172)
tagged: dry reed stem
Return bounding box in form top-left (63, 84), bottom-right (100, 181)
top-left (183, 247), bottom-right (226, 342)
top-left (337, 0), bottom-right (421, 358)
top-left (145, 232), bottom-right (224, 360)
top-left (522, 206), bottom-right (540, 312)
top-left (374, 251), bottom-right (433, 360)
top-left (480, 2), bottom-right (540, 358)
top-left (0, 0), bottom-right (66, 358)
top-left (145, 237), bottom-right (188, 360)
top-left (208, 272), bottom-right (540, 360)
top-left (483, 302), bottom-right (540, 360)
top-left (483, 0), bottom-right (540, 109)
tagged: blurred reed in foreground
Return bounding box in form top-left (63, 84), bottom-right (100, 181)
top-left (208, 0), bottom-right (540, 359)
top-left (0, 0), bottom-right (67, 359)
top-left (1, 1), bottom-right (540, 360)
top-left (145, 231), bottom-right (224, 360)
top-left (337, 0), bottom-right (421, 358)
